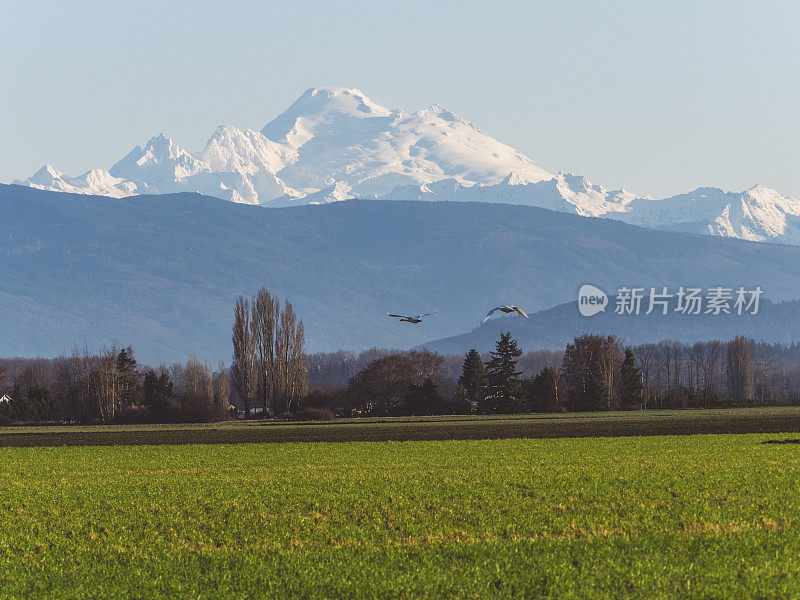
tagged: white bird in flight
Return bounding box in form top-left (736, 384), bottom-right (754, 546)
top-left (482, 305), bottom-right (529, 324)
top-left (388, 311), bottom-right (438, 324)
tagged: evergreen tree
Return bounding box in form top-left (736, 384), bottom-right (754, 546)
top-left (459, 348), bottom-right (488, 401)
top-left (404, 378), bottom-right (444, 415)
top-left (143, 369), bottom-right (177, 412)
top-left (116, 347), bottom-right (141, 407)
top-left (618, 348), bottom-right (643, 409)
top-left (485, 332), bottom-right (523, 413)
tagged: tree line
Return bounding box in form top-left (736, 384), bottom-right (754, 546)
top-left (299, 333), bottom-right (795, 416)
top-left (0, 286), bottom-right (308, 425)
top-left (0, 320), bottom-right (795, 424)
top-left (0, 347), bottom-right (232, 425)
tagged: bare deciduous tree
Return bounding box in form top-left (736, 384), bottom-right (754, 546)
top-left (253, 288), bottom-right (279, 417)
top-left (215, 361), bottom-right (231, 410)
top-left (183, 356), bottom-right (215, 420)
top-left (726, 336), bottom-right (755, 402)
top-left (231, 296), bottom-right (258, 418)
top-left (274, 301), bottom-right (307, 414)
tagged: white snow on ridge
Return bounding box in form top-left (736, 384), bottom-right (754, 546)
top-left (23, 165), bottom-right (138, 198)
top-left (381, 173), bottom-right (800, 244)
top-left (270, 181), bottom-right (355, 208)
top-left (11, 86), bottom-right (800, 244)
top-left (196, 125), bottom-right (291, 175)
top-left (382, 171), bottom-right (647, 217)
top-left (606, 185), bottom-right (800, 243)
top-left (109, 134), bottom-right (208, 188)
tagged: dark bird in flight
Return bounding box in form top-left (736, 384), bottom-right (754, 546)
top-left (388, 311), bottom-right (438, 324)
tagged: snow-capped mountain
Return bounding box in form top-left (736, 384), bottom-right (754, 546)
top-left (24, 165), bottom-right (138, 198)
top-left (15, 87), bottom-right (552, 206)
top-left (12, 86), bottom-right (800, 244)
top-left (608, 185), bottom-right (800, 244)
top-left (258, 88), bottom-right (552, 197)
top-left (380, 174), bottom-right (800, 244)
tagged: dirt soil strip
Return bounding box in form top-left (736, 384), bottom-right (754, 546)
top-left (2, 412), bottom-right (800, 447)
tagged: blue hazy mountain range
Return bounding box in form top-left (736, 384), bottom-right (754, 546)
top-left (420, 297), bottom-right (800, 356)
top-left (2, 184), bottom-right (800, 364)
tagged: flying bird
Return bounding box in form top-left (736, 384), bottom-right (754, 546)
top-left (388, 311), bottom-right (438, 324)
top-left (482, 305), bottom-right (529, 324)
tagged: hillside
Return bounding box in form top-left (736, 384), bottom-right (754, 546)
top-left (419, 298), bottom-right (800, 356)
top-left (3, 185), bottom-right (800, 364)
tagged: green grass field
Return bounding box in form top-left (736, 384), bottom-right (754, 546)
top-left (2, 412), bottom-right (800, 598)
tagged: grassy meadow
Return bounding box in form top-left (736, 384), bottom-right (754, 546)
top-left (2, 417), bottom-right (800, 598)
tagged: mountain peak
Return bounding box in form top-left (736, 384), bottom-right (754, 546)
top-left (141, 133), bottom-right (188, 160)
top-left (260, 87), bottom-right (394, 148)
top-left (109, 134), bottom-right (207, 185)
top-left (31, 164), bottom-right (61, 182)
top-left (212, 124), bottom-right (242, 136)
top-left (501, 172), bottom-right (535, 186)
top-left (745, 184), bottom-right (781, 197)
top-left (268, 86), bottom-right (391, 125)
top-left (302, 86), bottom-right (390, 113)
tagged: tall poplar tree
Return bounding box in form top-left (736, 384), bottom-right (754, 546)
top-left (232, 296), bottom-right (258, 418)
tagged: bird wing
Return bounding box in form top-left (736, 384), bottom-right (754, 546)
top-left (482, 307), bottom-right (501, 324)
top-left (416, 310), bottom-right (439, 319)
top-left (388, 314), bottom-right (410, 319)
top-left (513, 306), bottom-right (529, 318)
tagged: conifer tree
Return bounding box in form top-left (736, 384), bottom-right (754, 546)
top-left (404, 378), bottom-right (444, 415)
top-left (459, 348), bottom-right (488, 401)
top-left (485, 332), bottom-right (523, 412)
top-left (116, 347), bottom-right (141, 407)
top-left (619, 348), bottom-right (643, 409)
top-left (143, 369), bottom-right (176, 412)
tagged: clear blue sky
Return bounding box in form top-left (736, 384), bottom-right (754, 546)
top-left (2, 0), bottom-right (799, 198)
